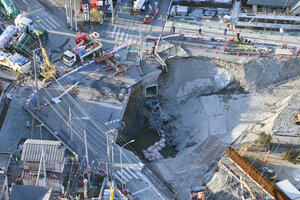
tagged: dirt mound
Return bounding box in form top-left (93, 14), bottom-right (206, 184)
top-left (214, 58), bottom-right (300, 91)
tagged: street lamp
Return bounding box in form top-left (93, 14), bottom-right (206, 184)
top-left (120, 139), bottom-right (135, 190)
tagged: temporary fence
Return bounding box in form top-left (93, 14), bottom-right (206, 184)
top-left (226, 146), bottom-right (290, 200)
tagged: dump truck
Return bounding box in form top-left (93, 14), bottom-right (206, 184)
top-left (0, 0), bottom-right (18, 19)
top-left (0, 50), bottom-right (31, 74)
top-left (63, 39), bottom-right (103, 66)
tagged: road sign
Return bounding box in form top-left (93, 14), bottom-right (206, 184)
top-left (83, 4), bottom-right (89, 21)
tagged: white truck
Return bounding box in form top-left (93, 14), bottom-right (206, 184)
top-left (133, 0), bottom-right (148, 14)
top-left (0, 50), bottom-right (31, 74)
top-left (0, 16), bottom-right (34, 49)
top-left (63, 39), bottom-right (103, 66)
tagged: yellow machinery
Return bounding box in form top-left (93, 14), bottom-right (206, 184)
top-left (110, 180), bottom-right (116, 200)
top-left (33, 30), bottom-right (56, 81)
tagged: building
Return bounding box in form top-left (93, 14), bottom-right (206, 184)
top-left (20, 140), bottom-right (67, 192)
top-left (234, 0), bottom-right (300, 30)
top-left (9, 185), bottom-right (53, 200)
top-left (0, 153), bottom-right (11, 200)
top-left (276, 179), bottom-right (300, 200)
top-left (247, 0), bottom-right (299, 14)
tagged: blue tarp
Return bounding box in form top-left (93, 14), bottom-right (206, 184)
top-left (0, 50), bottom-right (28, 65)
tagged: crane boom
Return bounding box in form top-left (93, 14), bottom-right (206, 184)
top-left (33, 29), bottom-right (56, 81)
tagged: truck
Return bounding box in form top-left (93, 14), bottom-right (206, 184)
top-left (0, 0), bottom-right (18, 19)
top-left (63, 39), bottom-right (103, 66)
top-left (0, 50), bottom-right (31, 74)
top-left (132, 0), bottom-right (148, 14)
top-left (12, 26), bottom-right (48, 57)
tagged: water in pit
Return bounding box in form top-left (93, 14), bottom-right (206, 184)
top-left (125, 128), bottom-right (178, 160)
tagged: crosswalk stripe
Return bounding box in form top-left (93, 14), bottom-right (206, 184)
top-left (114, 29), bottom-right (121, 41)
top-left (114, 173), bottom-right (123, 183)
top-left (124, 33), bottom-right (128, 42)
top-left (47, 16), bottom-right (61, 28)
top-left (37, 22), bottom-right (47, 30)
top-left (116, 170), bottom-right (129, 182)
top-left (125, 168), bottom-right (139, 179)
top-left (122, 169), bottom-right (133, 180)
top-left (111, 26), bottom-right (117, 38)
top-left (119, 31), bottom-right (125, 41)
top-left (41, 18), bottom-right (56, 29)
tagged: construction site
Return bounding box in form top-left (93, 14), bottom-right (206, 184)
top-left (0, 0), bottom-right (299, 199)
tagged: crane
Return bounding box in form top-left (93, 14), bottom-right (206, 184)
top-left (33, 29), bottom-right (56, 81)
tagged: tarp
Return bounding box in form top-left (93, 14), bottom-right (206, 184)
top-left (0, 25), bottom-right (17, 49)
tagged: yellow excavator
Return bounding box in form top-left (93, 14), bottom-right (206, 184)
top-left (33, 29), bottom-right (56, 81)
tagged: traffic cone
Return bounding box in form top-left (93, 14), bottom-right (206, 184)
top-left (288, 55), bottom-right (291, 59)
top-left (269, 53), bottom-right (272, 58)
top-left (201, 37), bottom-right (204, 41)
top-left (285, 140), bottom-right (287, 144)
top-left (128, 64), bottom-right (131, 68)
top-left (92, 73), bottom-right (95, 77)
top-left (259, 53), bottom-right (261, 57)
top-left (70, 88), bottom-right (73, 92)
top-left (198, 44), bottom-right (201, 47)
top-left (97, 69), bottom-right (100, 72)
top-left (237, 52), bottom-right (240, 56)
top-left (86, 77), bottom-right (89, 80)
top-left (280, 54), bottom-right (283, 58)
top-left (248, 52), bottom-right (250, 56)
top-left (204, 48), bottom-right (207, 52)
top-left (223, 45), bottom-right (225, 50)
top-left (152, 54), bottom-right (155, 58)
top-left (76, 84), bottom-right (78, 88)
top-left (80, 80), bottom-right (84, 84)
top-left (144, 56), bottom-right (147, 60)
top-left (275, 40), bottom-right (277, 43)
top-left (215, 50), bottom-right (218, 54)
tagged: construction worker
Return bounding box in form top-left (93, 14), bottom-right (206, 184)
top-left (172, 26), bottom-right (175, 33)
top-left (26, 121), bottom-right (30, 127)
top-left (36, 16), bottom-right (40, 23)
top-left (224, 28), bottom-right (227, 36)
top-left (198, 28), bottom-right (202, 36)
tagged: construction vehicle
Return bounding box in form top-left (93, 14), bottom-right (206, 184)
top-left (189, 186), bottom-right (207, 200)
top-left (63, 39), bottom-right (103, 66)
top-left (12, 26), bottom-right (48, 57)
top-left (33, 29), bottom-right (56, 81)
top-left (132, 0), bottom-right (148, 14)
top-left (257, 167), bottom-right (277, 181)
top-left (0, 0), bottom-right (18, 19)
top-left (0, 50), bottom-right (31, 74)
top-left (222, 43), bottom-right (271, 55)
top-left (143, 10), bottom-right (153, 24)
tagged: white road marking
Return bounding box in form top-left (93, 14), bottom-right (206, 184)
top-left (43, 17), bottom-right (57, 29)
top-left (26, 8), bottom-right (44, 15)
top-left (21, 0), bottom-right (29, 6)
top-left (114, 28), bottom-right (121, 40)
top-left (111, 26), bottom-right (117, 38)
top-left (124, 33), bottom-right (128, 42)
top-left (125, 167), bottom-right (138, 179)
top-left (47, 16), bottom-right (61, 28)
top-left (119, 31), bottom-right (125, 41)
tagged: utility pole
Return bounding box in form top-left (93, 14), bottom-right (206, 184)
top-left (106, 129), bottom-right (117, 181)
top-left (69, 107), bottom-right (72, 142)
top-left (36, 146), bottom-right (46, 187)
top-left (84, 130), bottom-right (90, 184)
top-left (70, 0), bottom-right (73, 29)
top-left (33, 49), bottom-right (40, 111)
top-left (65, 0), bottom-right (70, 27)
top-left (74, 0), bottom-right (77, 31)
top-left (110, 0), bottom-right (114, 23)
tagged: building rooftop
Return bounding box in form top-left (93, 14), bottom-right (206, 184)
top-left (247, 0), bottom-right (299, 7)
top-left (0, 153), bottom-right (11, 172)
top-left (276, 179), bottom-right (300, 200)
top-left (21, 140), bottom-right (66, 164)
top-left (10, 185), bottom-right (52, 200)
